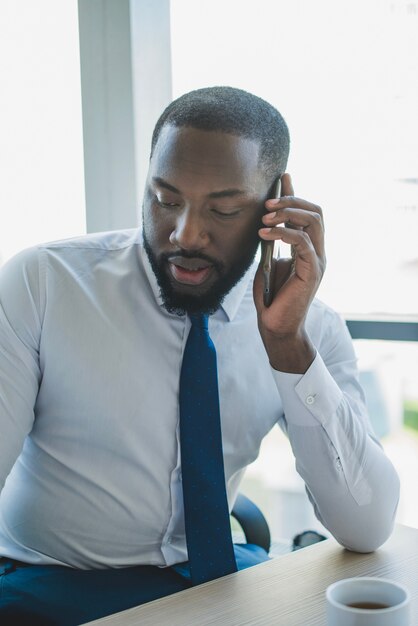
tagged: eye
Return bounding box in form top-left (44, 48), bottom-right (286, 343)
top-left (155, 197), bottom-right (180, 209)
top-left (211, 208), bottom-right (242, 219)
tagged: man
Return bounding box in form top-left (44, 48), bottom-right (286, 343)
top-left (0, 87), bottom-right (399, 624)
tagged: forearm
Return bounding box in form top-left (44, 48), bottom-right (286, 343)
top-left (288, 414), bottom-right (400, 552)
top-left (274, 353), bottom-right (400, 552)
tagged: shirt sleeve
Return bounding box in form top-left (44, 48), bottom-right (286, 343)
top-left (272, 306), bottom-right (400, 553)
top-left (0, 247), bottom-right (43, 490)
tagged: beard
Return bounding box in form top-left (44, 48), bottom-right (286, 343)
top-left (142, 229), bottom-right (259, 316)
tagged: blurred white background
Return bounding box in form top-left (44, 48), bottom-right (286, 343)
top-left (171, 0), bottom-right (418, 317)
top-left (0, 0), bottom-right (85, 265)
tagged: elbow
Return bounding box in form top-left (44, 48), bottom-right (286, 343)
top-left (338, 524), bottom-right (395, 554)
top-left (336, 481), bottom-right (400, 554)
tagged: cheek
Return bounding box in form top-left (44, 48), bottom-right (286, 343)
top-left (235, 213), bottom-right (263, 247)
top-left (143, 203), bottom-right (172, 247)
top-left (220, 221), bottom-right (260, 265)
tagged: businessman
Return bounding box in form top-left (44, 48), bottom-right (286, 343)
top-left (0, 87), bottom-right (400, 624)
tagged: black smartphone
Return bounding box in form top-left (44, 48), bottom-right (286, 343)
top-left (261, 177), bottom-right (281, 307)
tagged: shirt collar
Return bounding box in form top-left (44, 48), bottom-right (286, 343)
top-left (139, 231), bottom-right (257, 322)
top-left (219, 262), bottom-right (257, 321)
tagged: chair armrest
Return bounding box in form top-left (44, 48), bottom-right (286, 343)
top-left (231, 493), bottom-right (271, 553)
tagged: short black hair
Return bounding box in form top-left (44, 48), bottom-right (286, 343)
top-left (150, 86), bottom-right (290, 184)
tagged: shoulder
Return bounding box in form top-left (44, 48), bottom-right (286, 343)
top-left (0, 229), bottom-right (143, 307)
top-left (1, 229), bottom-right (141, 273)
top-left (39, 228), bottom-right (141, 253)
top-left (35, 228), bottom-right (142, 275)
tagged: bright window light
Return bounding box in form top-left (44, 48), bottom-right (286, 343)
top-left (0, 0), bottom-right (85, 266)
top-left (170, 0), bottom-right (418, 317)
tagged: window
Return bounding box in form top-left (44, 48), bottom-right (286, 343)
top-left (171, 0), bottom-right (418, 317)
top-left (0, 0), bottom-right (85, 266)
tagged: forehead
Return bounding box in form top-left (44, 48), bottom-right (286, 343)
top-left (149, 125), bottom-right (264, 192)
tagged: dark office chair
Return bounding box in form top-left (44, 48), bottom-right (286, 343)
top-left (231, 493), bottom-right (271, 553)
top-left (231, 493), bottom-right (326, 555)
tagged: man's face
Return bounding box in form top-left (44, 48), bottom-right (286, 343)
top-left (142, 125), bottom-right (269, 315)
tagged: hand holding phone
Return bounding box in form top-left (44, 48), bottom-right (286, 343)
top-left (256, 172), bottom-right (325, 372)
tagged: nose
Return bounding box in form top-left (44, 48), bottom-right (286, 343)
top-left (169, 207), bottom-right (209, 250)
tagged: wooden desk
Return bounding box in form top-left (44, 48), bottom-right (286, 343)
top-left (84, 524), bottom-right (418, 625)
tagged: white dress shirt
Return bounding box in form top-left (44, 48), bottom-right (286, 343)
top-left (0, 229), bottom-right (399, 569)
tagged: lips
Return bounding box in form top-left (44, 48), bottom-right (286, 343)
top-left (168, 257), bottom-right (213, 285)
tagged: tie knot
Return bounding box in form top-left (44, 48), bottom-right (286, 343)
top-left (190, 314), bottom-right (209, 330)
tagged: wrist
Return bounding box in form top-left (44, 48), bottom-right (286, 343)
top-left (267, 331), bottom-right (316, 374)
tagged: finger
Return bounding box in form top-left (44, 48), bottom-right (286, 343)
top-left (265, 195), bottom-right (323, 218)
top-left (259, 225), bottom-right (325, 269)
top-left (262, 207), bottom-right (323, 229)
top-left (259, 226), bottom-right (313, 244)
top-left (260, 210), bottom-right (325, 259)
top-left (260, 227), bottom-right (321, 280)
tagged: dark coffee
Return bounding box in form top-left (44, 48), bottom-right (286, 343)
top-left (346, 601), bottom-right (390, 610)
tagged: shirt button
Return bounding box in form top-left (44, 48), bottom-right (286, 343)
top-left (306, 395), bottom-right (315, 405)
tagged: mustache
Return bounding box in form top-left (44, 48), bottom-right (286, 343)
top-left (162, 250), bottom-right (224, 273)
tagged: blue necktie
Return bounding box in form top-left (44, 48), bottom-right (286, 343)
top-left (179, 314), bottom-right (237, 585)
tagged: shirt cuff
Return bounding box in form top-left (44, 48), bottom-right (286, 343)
top-left (271, 352), bottom-right (344, 427)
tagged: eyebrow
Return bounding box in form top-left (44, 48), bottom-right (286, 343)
top-left (152, 177), bottom-right (248, 199)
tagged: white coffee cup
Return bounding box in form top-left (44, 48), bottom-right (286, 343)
top-left (326, 576), bottom-right (410, 625)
